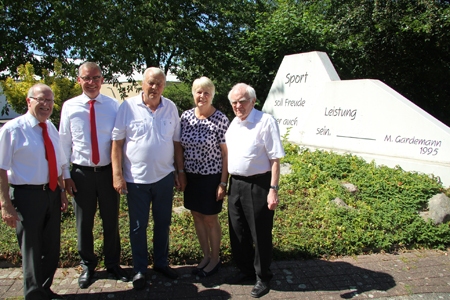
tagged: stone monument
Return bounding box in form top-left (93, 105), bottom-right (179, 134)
top-left (262, 51), bottom-right (450, 186)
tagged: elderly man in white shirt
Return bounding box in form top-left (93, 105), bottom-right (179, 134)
top-left (0, 83), bottom-right (68, 300)
top-left (225, 83), bottom-right (285, 299)
top-left (59, 62), bottom-right (128, 289)
top-left (111, 67), bottom-right (182, 290)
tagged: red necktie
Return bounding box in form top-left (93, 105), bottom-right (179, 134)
top-left (39, 122), bottom-right (58, 191)
top-left (89, 100), bottom-right (100, 165)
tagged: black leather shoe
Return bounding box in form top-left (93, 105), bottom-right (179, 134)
top-left (198, 260), bottom-right (221, 278)
top-left (78, 269), bottom-right (95, 289)
top-left (225, 271), bottom-right (255, 284)
top-left (132, 272), bottom-right (146, 290)
top-left (154, 265), bottom-right (178, 279)
top-left (251, 280), bottom-right (270, 298)
top-left (107, 265), bottom-right (129, 282)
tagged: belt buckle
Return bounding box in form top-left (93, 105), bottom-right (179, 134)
top-left (93, 166), bottom-right (100, 172)
top-left (43, 184), bottom-right (46, 191)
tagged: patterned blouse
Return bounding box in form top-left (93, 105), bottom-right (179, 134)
top-left (180, 108), bottom-right (229, 175)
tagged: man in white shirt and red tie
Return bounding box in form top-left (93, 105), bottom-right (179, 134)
top-left (0, 83), bottom-right (68, 299)
top-left (59, 62), bottom-right (128, 289)
top-left (225, 83), bottom-right (285, 298)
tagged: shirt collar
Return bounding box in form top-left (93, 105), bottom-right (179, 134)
top-left (25, 112), bottom-right (45, 128)
top-left (136, 92), bottom-right (165, 109)
top-left (236, 107), bottom-right (256, 124)
top-left (82, 93), bottom-right (103, 104)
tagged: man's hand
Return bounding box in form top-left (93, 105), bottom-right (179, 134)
top-left (113, 174), bottom-right (128, 195)
top-left (64, 178), bottom-right (77, 197)
top-left (267, 189), bottom-right (279, 210)
top-left (60, 192), bottom-right (69, 212)
top-left (1, 202), bottom-right (20, 228)
top-left (177, 172), bottom-right (186, 192)
top-left (0, 169), bottom-right (19, 227)
top-left (174, 172), bottom-right (181, 191)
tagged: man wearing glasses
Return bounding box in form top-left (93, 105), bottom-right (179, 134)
top-left (225, 83), bottom-right (284, 298)
top-left (0, 84), bottom-right (68, 299)
top-left (59, 62), bottom-right (128, 289)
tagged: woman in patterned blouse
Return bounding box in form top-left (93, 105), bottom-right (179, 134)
top-left (178, 77), bottom-right (229, 277)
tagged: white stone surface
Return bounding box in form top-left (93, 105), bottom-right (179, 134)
top-left (262, 51), bottom-right (450, 187)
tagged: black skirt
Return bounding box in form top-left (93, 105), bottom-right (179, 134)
top-left (184, 172), bottom-right (223, 215)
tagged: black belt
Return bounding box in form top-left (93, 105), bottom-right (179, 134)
top-left (231, 171), bottom-right (270, 181)
top-left (72, 163), bottom-right (111, 172)
top-left (11, 184), bottom-right (50, 190)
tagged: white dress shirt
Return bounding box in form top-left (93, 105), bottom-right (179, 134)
top-left (226, 108), bottom-right (285, 176)
top-left (112, 93), bottom-right (181, 184)
top-left (0, 113), bottom-right (67, 184)
top-left (59, 93), bottom-right (119, 179)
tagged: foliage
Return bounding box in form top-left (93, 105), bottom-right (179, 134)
top-left (3, 1), bottom-right (450, 125)
top-left (216, 0), bottom-right (327, 107)
top-left (163, 81), bottom-right (235, 120)
top-left (209, 0), bottom-right (450, 126)
top-left (0, 60), bottom-right (81, 126)
top-left (277, 142), bottom-right (448, 259)
top-left (1, 142), bottom-right (449, 267)
top-left (0, 0), bottom-right (80, 78)
top-left (323, 0), bottom-right (450, 126)
top-left (163, 82), bottom-right (194, 115)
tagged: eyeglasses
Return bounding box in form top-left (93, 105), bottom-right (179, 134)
top-left (80, 76), bottom-right (102, 82)
top-left (29, 97), bottom-right (54, 104)
top-left (230, 99), bottom-right (250, 106)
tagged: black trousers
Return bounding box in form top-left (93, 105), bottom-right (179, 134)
top-left (228, 172), bottom-right (274, 282)
top-left (11, 186), bottom-right (61, 300)
top-left (71, 164), bottom-right (121, 270)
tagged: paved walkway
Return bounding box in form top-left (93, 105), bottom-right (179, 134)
top-left (0, 249), bottom-right (449, 299)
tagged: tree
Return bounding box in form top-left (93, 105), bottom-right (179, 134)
top-left (2, 0), bottom-right (261, 106)
top-left (194, 0), bottom-right (450, 126)
top-left (0, 0), bottom-right (79, 78)
top-left (1, 60), bottom-right (81, 126)
top-left (3, 0), bottom-right (449, 126)
top-left (320, 0), bottom-right (450, 126)
top-left (68, 1), bottom-right (258, 77)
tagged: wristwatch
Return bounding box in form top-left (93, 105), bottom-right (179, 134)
top-left (270, 185), bottom-right (279, 191)
top-left (219, 182), bottom-right (227, 187)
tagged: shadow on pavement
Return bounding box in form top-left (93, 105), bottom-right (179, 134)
top-left (52, 259), bottom-right (395, 299)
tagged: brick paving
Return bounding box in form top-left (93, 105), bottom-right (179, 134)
top-left (1, 249), bottom-right (449, 299)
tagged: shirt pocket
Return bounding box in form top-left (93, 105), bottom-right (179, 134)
top-left (160, 118), bottom-right (175, 138)
top-left (128, 119), bottom-right (147, 141)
